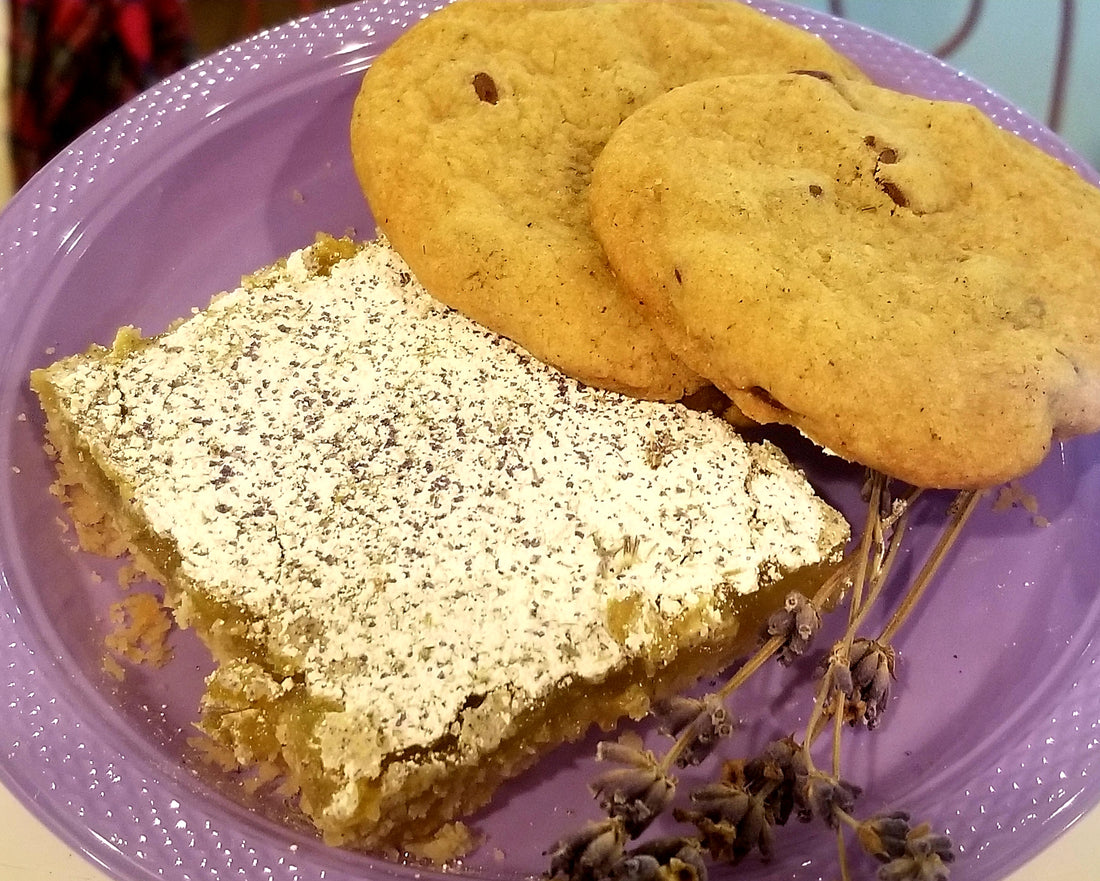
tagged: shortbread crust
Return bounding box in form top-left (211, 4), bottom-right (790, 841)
top-left (31, 237), bottom-right (848, 850)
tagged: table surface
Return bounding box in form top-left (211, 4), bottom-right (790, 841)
top-left (2, 781), bottom-right (1098, 881)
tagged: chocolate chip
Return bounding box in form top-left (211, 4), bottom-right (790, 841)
top-left (809, 184), bottom-right (823, 197)
top-left (863, 135), bottom-right (877, 148)
top-left (473, 72), bottom-right (499, 105)
top-left (878, 179), bottom-right (909, 208)
top-left (878, 147), bottom-right (899, 165)
top-left (673, 267), bottom-right (683, 283)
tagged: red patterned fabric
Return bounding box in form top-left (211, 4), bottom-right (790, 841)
top-left (9, 0), bottom-right (194, 186)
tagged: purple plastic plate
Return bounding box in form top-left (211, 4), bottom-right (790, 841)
top-left (1, 2), bottom-right (1099, 880)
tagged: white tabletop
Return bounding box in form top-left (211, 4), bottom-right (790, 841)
top-left (2, 779), bottom-right (1098, 880)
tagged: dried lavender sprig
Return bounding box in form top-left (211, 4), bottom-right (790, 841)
top-left (843, 491), bottom-right (915, 639)
top-left (842, 471), bottom-right (891, 639)
top-left (756, 483), bottom-right (967, 876)
top-left (654, 693), bottom-right (735, 769)
top-left (875, 821), bottom-right (954, 881)
top-left (674, 783), bottom-right (770, 864)
top-left (548, 822), bottom-right (711, 881)
top-left (824, 478), bottom-right (906, 745)
top-left (613, 837), bottom-right (709, 881)
top-left (845, 638), bottom-right (896, 730)
top-left (843, 810), bottom-right (956, 881)
top-left (549, 472), bottom-right (971, 881)
top-left (834, 474), bottom-right (917, 675)
top-left (809, 486), bottom-right (973, 879)
top-left (809, 487), bottom-right (978, 743)
top-left (573, 551), bottom-right (856, 860)
top-left (765, 591), bottom-right (823, 666)
top-left (548, 819), bottom-right (628, 881)
top-left (740, 553), bottom-right (855, 689)
top-left (672, 735), bottom-right (866, 868)
top-left (879, 489), bottom-right (984, 644)
top-left (642, 483), bottom-right (884, 840)
top-left (590, 739), bottom-right (676, 837)
top-left (656, 557), bottom-right (855, 773)
top-left (799, 769), bottom-right (862, 828)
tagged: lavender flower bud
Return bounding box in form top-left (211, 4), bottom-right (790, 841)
top-left (798, 770), bottom-right (861, 828)
top-left (737, 798), bottom-right (769, 857)
top-left (828, 651), bottom-right (855, 700)
top-left (794, 598), bottom-right (821, 642)
top-left (631, 835), bottom-right (705, 865)
top-left (610, 854), bottom-right (662, 881)
top-left (592, 738), bottom-right (675, 835)
top-left (857, 811), bottom-right (913, 861)
top-left (760, 736), bottom-right (799, 766)
top-left (676, 784), bottom-right (773, 865)
top-left (667, 845), bottom-right (708, 881)
top-left (665, 694), bottom-right (735, 768)
top-left (907, 822), bottom-right (955, 865)
top-left (590, 765), bottom-right (675, 836)
top-left (654, 695), bottom-right (708, 738)
top-left (688, 782), bottom-right (752, 825)
top-left (685, 816), bottom-right (736, 864)
top-left (597, 739), bottom-right (657, 769)
top-left (765, 592), bottom-right (821, 665)
top-left (849, 639), bottom-right (896, 729)
top-left (738, 736), bottom-right (805, 826)
top-left (624, 838), bottom-right (709, 881)
top-left (876, 826), bottom-right (955, 881)
top-left (548, 819), bottom-right (627, 881)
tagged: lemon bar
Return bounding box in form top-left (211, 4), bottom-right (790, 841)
top-left (31, 236), bottom-right (848, 851)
